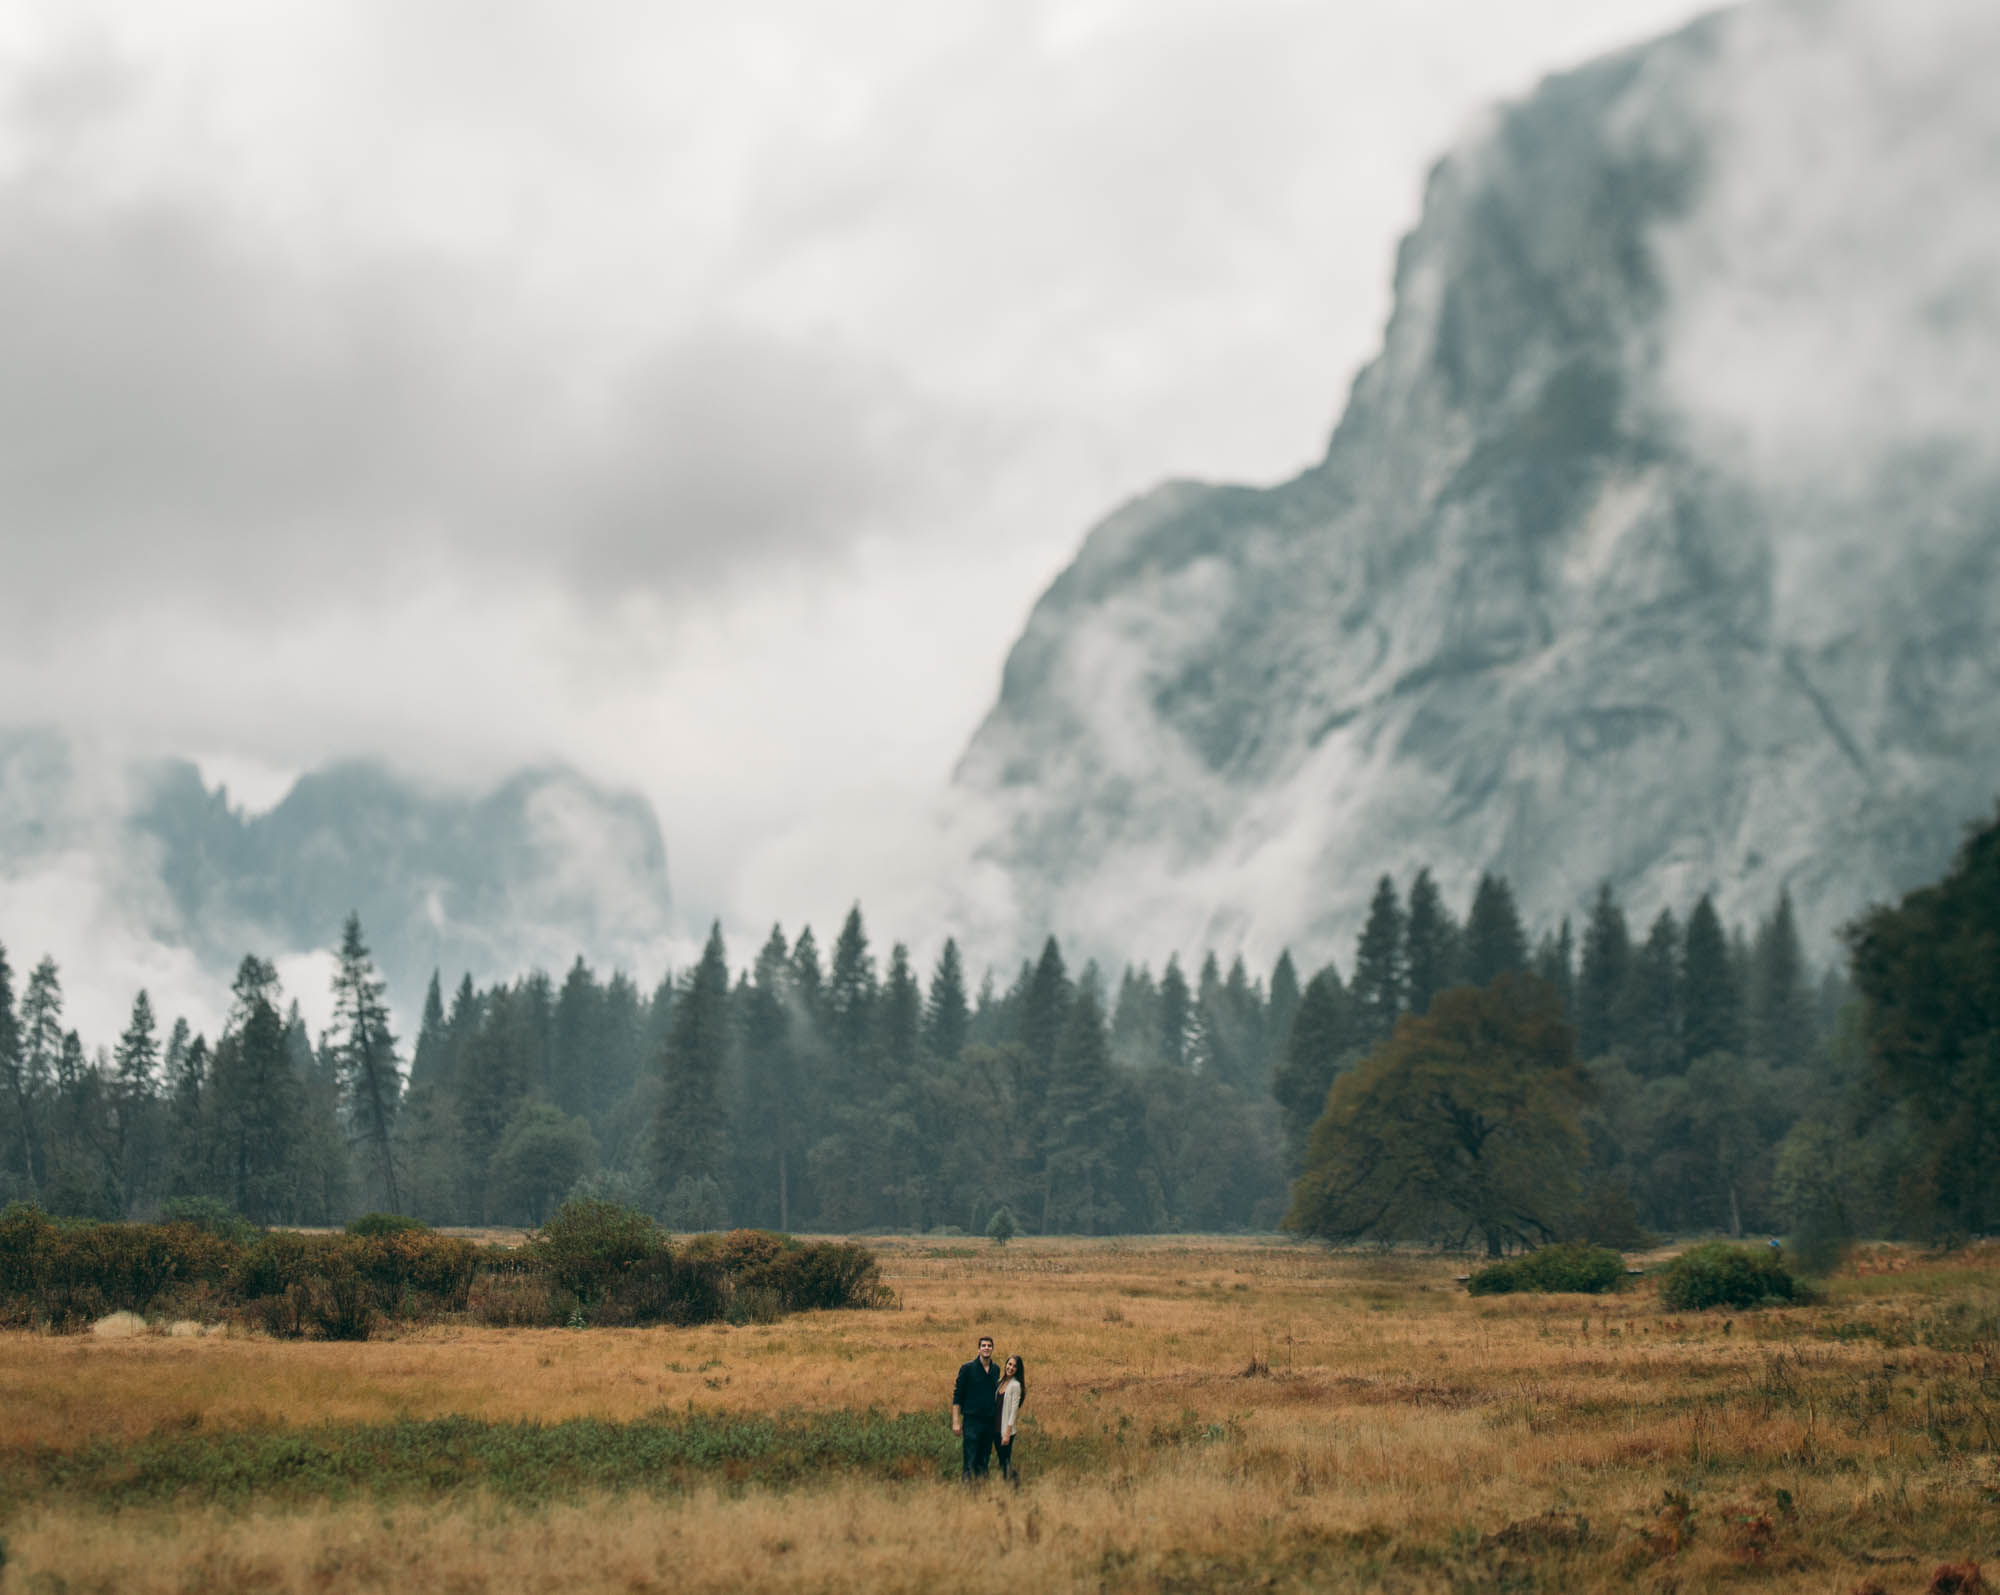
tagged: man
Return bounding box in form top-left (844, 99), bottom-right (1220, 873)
top-left (951, 1333), bottom-right (1002, 1480)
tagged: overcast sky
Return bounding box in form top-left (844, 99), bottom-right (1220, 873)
top-left (0, 0), bottom-right (1717, 1012)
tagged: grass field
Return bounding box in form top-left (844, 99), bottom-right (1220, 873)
top-left (2, 1235), bottom-right (1997, 1593)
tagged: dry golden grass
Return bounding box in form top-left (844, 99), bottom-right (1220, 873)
top-left (4, 1235), bottom-right (1998, 1593)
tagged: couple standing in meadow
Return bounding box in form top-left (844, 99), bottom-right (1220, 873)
top-left (950, 1334), bottom-right (1027, 1482)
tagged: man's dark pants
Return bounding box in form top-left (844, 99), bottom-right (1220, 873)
top-left (961, 1421), bottom-right (997, 1480)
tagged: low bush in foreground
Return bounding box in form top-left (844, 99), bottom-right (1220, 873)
top-left (1656, 1242), bottom-right (1802, 1310)
top-left (0, 1200), bottom-right (886, 1336)
top-left (1467, 1242), bottom-right (1626, 1295)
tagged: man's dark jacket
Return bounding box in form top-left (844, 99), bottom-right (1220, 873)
top-left (954, 1356), bottom-right (1001, 1427)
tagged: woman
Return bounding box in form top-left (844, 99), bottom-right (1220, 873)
top-left (995, 1353), bottom-right (1026, 1482)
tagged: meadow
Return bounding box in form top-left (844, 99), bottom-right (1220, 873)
top-left (1, 1235), bottom-right (1996, 1593)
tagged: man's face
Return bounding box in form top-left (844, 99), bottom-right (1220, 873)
top-left (978, 1337), bottom-right (994, 1364)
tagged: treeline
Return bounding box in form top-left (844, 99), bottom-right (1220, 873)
top-left (8, 827), bottom-right (1980, 1244)
top-left (1287, 814), bottom-right (2000, 1256)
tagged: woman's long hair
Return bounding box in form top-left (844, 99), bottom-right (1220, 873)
top-left (1005, 1354), bottom-right (1027, 1408)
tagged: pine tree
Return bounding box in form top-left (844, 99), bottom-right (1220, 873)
top-left (827, 907), bottom-right (877, 1092)
top-left (656, 922), bottom-right (732, 1202)
top-left (1533, 918), bottom-right (1576, 1018)
top-left (0, 941), bottom-right (36, 1197)
top-left (741, 926), bottom-right (798, 1228)
top-left (1352, 876), bottom-right (1406, 1043)
top-left (209, 956), bottom-right (305, 1224)
top-left (1042, 981), bottom-right (1133, 1233)
top-left (1271, 965), bottom-right (1351, 1169)
top-left (1620, 909), bottom-right (1682, 1078)
top-left (1575, 884), bottom-right (1631, 1061)
top-left (1018, 937), bottom-right (1071, 1083)
top-left (331, 913), bottom-right (403, 1211)
top-left (1108, 965), bottom-right (1157, 1071)
top-left (879, 944), bottom-right (921, 1081)
top-left (1462, 874), bottom-right (1529, 988)
top-left (1265, 951), bottom-right (1301, 1083)
top-left (111, 990), bottom-right (161, 1214)
top-left (21, 957), bottom-right (63, 1118)
top-left (1748, 889), bottom-right (1815, 1073)
top-left (443, 973), bottom-right (482, 1097)
top-left (550, 957), bottom-right (600, 1119)
top-left (1156, 955), bottom-right (1192, 1070)
top-left (295, 1005), bottom-right (354, 1224)
top-left (1403, 869), bottom-right (1459, 1015)
top-left (410, 972), bottom-right (448, 1090)
top-left (1682, 894), bottom-right (1741, 1064)
top-left (456, 984), bottom-right (534, 1222)
top-left (924, 939), bottom-right (970, 1063)
top-left (164, 1034), bottom-right (210, 1200)
top-left (1191, 953), bottom-right (1229, 1081)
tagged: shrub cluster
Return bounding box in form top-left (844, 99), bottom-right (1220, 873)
top-left (0, 1203), bottom-right (238, 1329)
top-left (0, 1200), bottom-right (887, 1337)
top-left (534, 1205), bottom-right (887, 1327)
top-left (1656, 1242), bottom-right (1801, 1310)
top-left (1467, 1242), bottom-right (1627, 1295)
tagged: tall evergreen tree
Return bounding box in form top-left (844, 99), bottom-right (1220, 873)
top-left (1463, 873), bottom-right (1529, 988)
top-left (1621, 909), bottom-right (1682, 1079)
top-left (550, 957), bottom-right (601, 1120)
top-left (164, 1034), bottom-right (210, 1200)
top-left (111, 990), bottom-right (161, 1214)
top-left (0, 941), bottom-right (36, 1197)
top-left (209, 956), bottom-right (304, 1224)
top-left (1156, 955), bottom-right (1192, 1071)
top-left (1265, 951), bottom-right (1302, 1083)
top-left (1533, 918), bottom-right (1576, 1019)
top-left (20, 958), bottom-right (63, 1131)
top-left (1748, 890), bottom-right (1815, 1073)
top-left (1576, 884), bottom-right (1631, 1061)
top-left (1681, 894), bottom-right (1741, 1064)
top-left (826, 907), bottom-right (877, 1090)
top-left (1351, 876), bottom-right (1406, 1042)
top-left (1018, 937), bottom-right (1072, 1082)
top-left (1271, 965), bottom-right (1351, 1169)
top-left (331, 913), bottom-right (403, 1211)
top-left (456, 984), bottom-right (534, 1222)
top-left (1110, 965), bottom-right (1158, 1072)
top-left (656, 923), bottom-right (733, 1203)
top-left (924, 939), bottom-right (970, 1064)
top-left (740, 926), bottom-right (798, 1228)
top-left (1042, 981), bottom-right (1133, 1233)
top-left (879, 944), bottom-right (922, 1080)
top-left (409, 972), bottom-right (448, 1091)
top-left (1403, 870), bottom-right (1459, 1015)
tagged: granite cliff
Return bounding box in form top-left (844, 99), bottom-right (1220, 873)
top-left (956, 0), bottom-right (2000, 967)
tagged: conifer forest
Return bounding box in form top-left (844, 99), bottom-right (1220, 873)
top-left (1, 807), bottom-right (1993, 1250)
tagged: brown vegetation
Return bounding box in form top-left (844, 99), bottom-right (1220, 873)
top-left (2, 1234), bottom-right (1997, 1592)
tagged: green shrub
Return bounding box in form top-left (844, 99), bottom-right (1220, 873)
top-left (532, 1199), bottom-right (664, 1308)
top-left (610, 1250), bottom-right (729, 1326)
top-left (159, 1196), bottom-right (259, 1246)
top-left (1657, 1242), bottom-right (1801, 1310)
top-left (1, 1207), bottom-right (244, 1329)
top-left (346, 1212), bottom-right (429, 1238)
top-left (232, 1229), bottom-right (478, 1338)
top-left (987, 1206), bottom-right (1018, 1246)
top-left (1468, 1242), bottom-right (1626, 1296)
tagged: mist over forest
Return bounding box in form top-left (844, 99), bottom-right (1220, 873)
top-left (7, 799), bottom-right (1993, 1252)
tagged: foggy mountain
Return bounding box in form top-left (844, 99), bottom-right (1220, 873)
top-left (0, 729), bottom-right (675, 1022)
top-left (955, 0), bottom-right (2000, 968)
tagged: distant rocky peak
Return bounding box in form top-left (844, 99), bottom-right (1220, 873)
top-left (953, 0), bottom-right (2000, 973)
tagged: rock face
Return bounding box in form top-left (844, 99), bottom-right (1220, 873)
top-left (0, 727), bottom-right (674, 1010)
top-left (956, 0), bottom-right (2000, 968)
